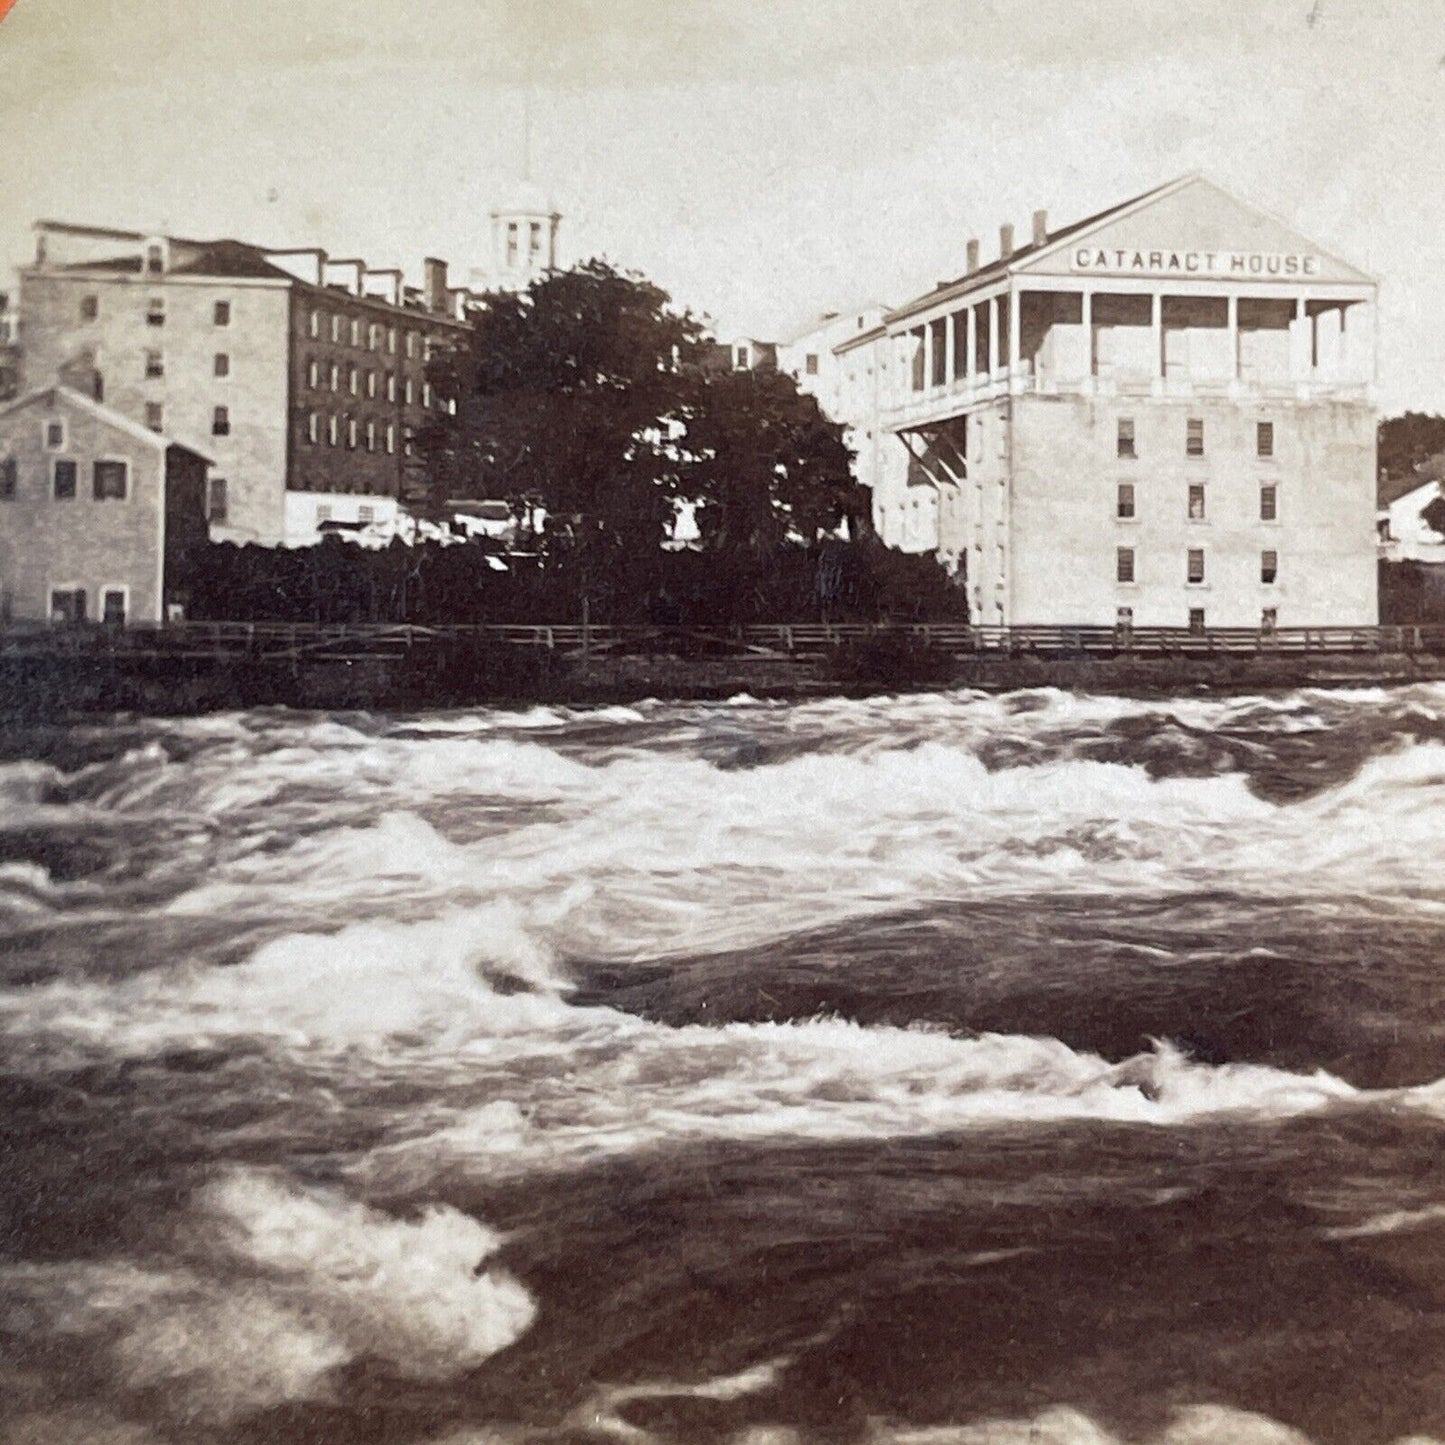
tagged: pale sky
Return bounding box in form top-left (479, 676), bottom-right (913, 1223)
top-left (2, 0), bottom-right (1444, 412)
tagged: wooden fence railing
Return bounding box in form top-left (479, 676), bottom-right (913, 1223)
top-left (2, 620), bottom-right (1444, 663)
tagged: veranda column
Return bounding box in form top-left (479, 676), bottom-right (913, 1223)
top-left (1151, 291), bottom-right (1163, 384)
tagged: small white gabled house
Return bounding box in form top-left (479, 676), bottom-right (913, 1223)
top-left (0, 385), bottom-right (210, 624)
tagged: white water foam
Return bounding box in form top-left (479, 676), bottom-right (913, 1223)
top-left (0, 1170), bottom-right (534, 1423)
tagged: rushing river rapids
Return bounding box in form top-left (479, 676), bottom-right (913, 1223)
top-left (2, 685), bottom-right (1445, 1444)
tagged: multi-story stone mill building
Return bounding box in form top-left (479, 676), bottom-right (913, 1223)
top-left (814, 175), bottom-right (1378, 627)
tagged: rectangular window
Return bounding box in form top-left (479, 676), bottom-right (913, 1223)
top-left (1189, 607), bottom-right (1206, 634)
top-left (329, 363), bottom-right (340, 392)
top-left (348, 365), bottom-right (358, 395)
top-left (1261, 606), bottom-right (1278, 631)
top-left (145, 402), bottom-right (163, 432)
top-left (1116, 546), bottom-right (1135, 584)
top-left (1186, 417), bottom-right (1204, 457)
top-left (207, 476), bottom-right (228, 523)
top-left (93, 460), bottom-right (128, 500)
top-left (1117, 482), bottom-right (1135, 519)
top-left (406, 332), bottom-right (417, 359)
top-left (405, 378), bottom-right (415, 405)
top-left (80, 295), bottom-right (98, 321)
top-left (307, 411), bottom-right (319, 445)
top-left (805, 353), bottom-right (819, 376)
top-left (51, 588), bottom-right (87, 623)
top-left (423, 382), bottom-right (433, 408)
top-left (1117, 417), bottom-right (1136, 458)
top-left (1260, 483), bottom-right (1278, 522)
top-left (366, 370), bottom-right (376, 399)
top-left (44, 421), bottom-right (65, 450)
top-left (0, 456), bottom-right (16, 498)
top-left (385, 424), bottom-right (395, 454)
top-left (145, 349), bottom-right (164, 379)
top-left (365, 421), bottom-right (376, 452)
top-left (507, 222), bottom-right (519, 267)
top-left (214, 353), bottom-right (230, 378)
top-left (1261, 549), bottom-right (1279, 584)
top-left (347, 418), bottom-right (358, 449)
top-left (1188, 483), bottom-right (1206, 521)
top-left (316, 503), bottom-right (332, 523)
top-left (214, 300), bottom-right (231, 327)
top-left (369, 324), bottom-right (382, 351)
top-left (388, 327), bottom-right (397, 354)
top-left (146, 297), bottom-right (165, 327)
top-left (310, 310), bottom-right (321, 339)
top-left (1187, 548), bottom-right (1205, 584)
top-left (358, 504), bottom-right (375, 523)
top-left (145, 244), bottom-right (164, 275)
top-left (331, 315), bottom-right (342, 343)
top-left (102, 589), bottom-right (127, 626)
top-left (308, 359), bottom-right (320, 389)
top-left (530, 220), bottom-right (543, 256)
top-left (1257, 420), bottom-right (1274, 458)
top-left (735, 345), bottom-right (750, 370)
top-left (350, 318), bottom-right (361, 347)
top-left (212, 406), bottom-right (230, 436)
top-left (53, 459), bottom-right (77, 499)
top-left (327, 415), bottom-right (338, 447)
top-left (386, 374), bottom-right (396, 402)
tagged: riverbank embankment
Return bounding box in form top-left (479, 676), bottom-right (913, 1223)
top-left (3, 622), bottom-right (1445, 721)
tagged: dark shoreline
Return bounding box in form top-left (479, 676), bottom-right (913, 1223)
top-left (3, 645), bottom-right (1443, 725)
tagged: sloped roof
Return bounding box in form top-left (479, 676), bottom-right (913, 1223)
top-left (886, 178), bottom-right (1181, 325)
top-left (1381, 472), bottom-right (1444, 509)
top-left (885, 173), bottom-right (1372, 327)
top-left (171, 240), bottom-right (297, 281)
top-left (50, 238), bottom-right (296, 283)
top-left (0, 385), bottom-right (213, 462)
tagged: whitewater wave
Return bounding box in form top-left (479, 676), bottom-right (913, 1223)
top-left (0, 1170), bottom-right (534, 1423)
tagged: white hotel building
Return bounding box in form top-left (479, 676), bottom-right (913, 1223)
top-left (815, 175), bottom-right (1378, 627)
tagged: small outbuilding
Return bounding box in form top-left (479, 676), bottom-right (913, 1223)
top-left (0, 385), bottom-right (209, 624)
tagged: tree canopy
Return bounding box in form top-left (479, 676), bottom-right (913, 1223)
top-left (1378, 412), bottom-right (1445, 485)
top-left (416, 260), bottom-right (866, 564)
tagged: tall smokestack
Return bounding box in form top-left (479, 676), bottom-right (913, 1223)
top-left (1032, 209), bottom-right (1048, 247)
top-left (966, 238), bottom-right (980, 275)
top-left (999, 224), bottom-right (1015, 261)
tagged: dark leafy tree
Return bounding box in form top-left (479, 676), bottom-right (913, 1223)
top-left (1378, 413), bottom-right (1445, 484)
top-left (417, 260), bottom-right (704, 554)
top-left (679, 365), bottom-right (866, 553)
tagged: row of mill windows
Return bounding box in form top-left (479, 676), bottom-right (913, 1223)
top-left (307, 313), bottom-right (438, 358)
top-left (79, 296), bottom-right (231, 327)
top-left (1116, 481), bottom-right (1279, 521)
top-left (304, 361), bottom-right (448, 409)
top-left (1118, 418), bottom-right (1275, 459)
top-left (304, 412), bottom-right (398, 454)
top-left (139, 352), bottom-right (231, 379)
top-left (1115, 547), bottom-right (1279, 585)
top-left (0, 454), bottom-right (129, 501)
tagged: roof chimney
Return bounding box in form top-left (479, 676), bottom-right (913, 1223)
top-left (1000, 224), bottom-right (1015, 261)
top-left (423, 257), bottom-right (449, 315)
top-left (966, 238), bottom-right (980, 275)
top-left (1032, 209), bottom-right (1048, 247)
